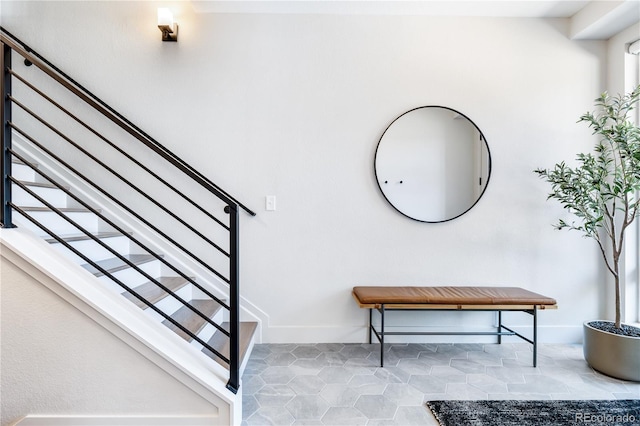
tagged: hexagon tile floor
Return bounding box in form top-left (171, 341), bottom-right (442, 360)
top-left (240, 342), bottom-right (640, 425)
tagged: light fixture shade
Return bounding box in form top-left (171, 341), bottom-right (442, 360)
top-left (157, 8), bottom-right (174, 27)
top-left (157, 8), bottom-right (178, 42)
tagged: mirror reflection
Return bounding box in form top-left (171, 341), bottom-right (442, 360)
top-left (375, 106), bottom-right (491, 222)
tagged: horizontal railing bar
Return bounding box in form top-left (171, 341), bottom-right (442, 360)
top-left (9, 68), bottom-right (230, 232)
top-left (10, 179), bottom-right (231, 338)
top-left (9, 95), bottom-right (231, 258)
top-left (0, 28), bottom-right (254, 217)
top-left (9, 123), bottom-right (232, 284)
top-left (9, 202), bottom-right (231, 365)
top-left (9, 149), bottom-right (232, 312)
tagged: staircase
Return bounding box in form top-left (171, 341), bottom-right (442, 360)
top-left (10, 158), bottom-right (258, 369)
top-left (1, 27), bottom-right (258, 423)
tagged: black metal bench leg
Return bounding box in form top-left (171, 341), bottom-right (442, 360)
top-left (498, 311), bottom-right (502, 344)
top-left (380, 304), bottom-right (385, 367)
top-left (368, 308), bottom-right (372, 344)
top-left (533, 306), bottom-right (538, 367)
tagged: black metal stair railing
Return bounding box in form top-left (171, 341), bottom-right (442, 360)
top-left (0, 27), bottom-right (254, 393)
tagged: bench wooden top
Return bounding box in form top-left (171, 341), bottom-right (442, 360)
top-left (352, 286), bottom-right (557, 310)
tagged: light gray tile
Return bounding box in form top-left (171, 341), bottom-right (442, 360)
top-left (396, 358), bottom-right (434, 375)
top-left (374, 366), bottom-right (412, 384)
top-left (553, 358), bottom-right (594, 373)
top-left (242, 343), bottom-right (634, 425)
top-left (286, 395), bottom-right (330, 420)
top-left (293, 345), bottom-right (322, 359)
top-left (407, 375), bottom-right (449, 394)
top-left (428, 366), bottom-right (468, 383)
top-left (383, 383), bottom-right (425, 406)
top-left (388, 344), bottom-right (424, 359)
top-left (466, 373), bottom-right (509, 394)
top-left (250, 344), bottom-right (273, 359)
top-left (392, 406), bottom-right (439, 426)
top-left (254, 384), bottom-right (296, 406)
top-left (345, 377), bottom-right (387, 397)
top-left (261, 366), bottom-right (297, 384)
top-left (321, 407), bottom-right (367, 425)
top-left (289, 375), bottom-right (326, 394)
top-left (341, 344), bottom-right (374, 358)
top-left (269, 343), bottom-right (299, 353)
top-left (482, 344), bottom-right (518, 359)
top-left (508, 374), bottom-right (570, 394)
top-left (487, 393), bottom-right (552, 400)
top-left (244, 358), bottom-right (269, 375)
top-left (265, 352), bottom-right (297, 366)
top-left (318, 366), bottom-right (354, 384)
top-left (290, 358), bottom-right (326, 375)
top-left (243, 395), bottom-right (260, 419)
top-left (343, 357), bottom-right (379, 368)
top-left (314, 343), bottom-right (345, 352)
top-left (293, 420), bottom-right (324, 426)
top-left (450, 358), bottom-right (486, 374)
top-left (614, 393), bottom-right (640, 399)
top-left (415, 353), bottom-right (453, 367)
top-left (453, 343), bottom-right (485, 352)
top-left (320, 384), bottom-right (363, 407)
top-left (243, 374), bottom-right (266, 395)
top-left (354, 395), bottom-right (398, 419)
top-left (246, 406), bottom-right (295, 426)
top-left (315, 351), bottom-right (349, 366)
top-left (444, 383), bottom-right (489, 400)
top-left (434, 344), bottom-right (468, 359)
top-left (466, 350), bottom-right (504, 366)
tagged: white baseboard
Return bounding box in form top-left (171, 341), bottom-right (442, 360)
top-left (15, 416), bottom-right (216, 426)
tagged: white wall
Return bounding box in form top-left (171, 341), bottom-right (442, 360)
top-left (0, 253), bottom-right (220, 426)
top-left (607, 22), bottom-right (640, 324)
top-left (1, 2), bottom-right (611, 343)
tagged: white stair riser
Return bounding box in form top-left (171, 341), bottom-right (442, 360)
top-left (139, 283), bottom-right (194, 320)
top-left (11, 164), bottom-right (38, 182)
top-left (12, 184), bottom-right (69, 208)
top-left (15, 211), bottom-right (100, 236)
top-left (95, 259), bottom-right (163, 293)
top-left (189, 308), bottom-right (225, 351)
top-left (49, 236), bottom-right (133, 264)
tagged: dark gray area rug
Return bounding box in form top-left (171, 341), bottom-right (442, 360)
top-left (426, 400), bottom-right (640, 426)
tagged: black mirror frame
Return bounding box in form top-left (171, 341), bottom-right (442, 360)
top-left (374, 105), bottom-right (492, 223)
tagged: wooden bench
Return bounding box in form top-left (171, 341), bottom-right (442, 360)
top-left (352, 286), bottom-right (557, 367)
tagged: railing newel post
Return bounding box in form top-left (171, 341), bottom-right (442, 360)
top-left (226, 202), bottom-right (240, 394)
top-left (1, 39), bottom-right (14, 228)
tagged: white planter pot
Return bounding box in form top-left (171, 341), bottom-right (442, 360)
top-left (583, 320), bottom-right (640, 382)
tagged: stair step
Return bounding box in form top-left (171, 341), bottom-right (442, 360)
top-left (45, 232), bottom-right (127, 244)
top-left (163, 299), bottom-right (223, 342)
top-left (203, 321), bottom-right (258, 368)
top-left (82, 254), bottom-right (159, 277)
top-left (122, 276), bottom-right (191, 309)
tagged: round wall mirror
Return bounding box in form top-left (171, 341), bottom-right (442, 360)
top-left (374, 106), bottom-right (491, 223)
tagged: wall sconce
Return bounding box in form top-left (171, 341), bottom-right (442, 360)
top-left (157, 8), bottom-right (178, 42)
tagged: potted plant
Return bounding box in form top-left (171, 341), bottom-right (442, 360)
top-left (535, 85), bottom-right (640, 381)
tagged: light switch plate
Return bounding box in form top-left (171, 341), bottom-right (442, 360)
top-left (266, 195), bottom-right (276, 211)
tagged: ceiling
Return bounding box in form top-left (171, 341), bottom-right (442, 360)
top-left (189, 0), bottom-right (593, 17)
top-left (188, 1), bottom-right (639, 39)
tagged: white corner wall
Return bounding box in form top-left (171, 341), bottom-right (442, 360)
top-left (1, 2), bottom-right (611, 345)
top-left (0, 251), bottom-right (221, 426)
